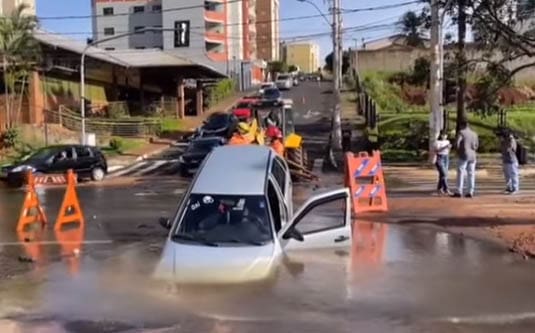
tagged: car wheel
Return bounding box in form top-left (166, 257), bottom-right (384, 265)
top-left (91, 167), bottom-right (105, 182)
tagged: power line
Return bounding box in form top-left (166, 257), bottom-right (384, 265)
top-left (341, 0), bottom-right (422, 12)
top-left (36, 0), bottom-right (245, 20)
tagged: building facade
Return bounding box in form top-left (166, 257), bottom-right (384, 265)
top-left (0, 0), bottom-right (35, 15)
top-left (91, 0), bottom-right (258, 67)
top-left (283, 42), bottom-right (320, 73)
top-left (255, 0), bottom-right (279, 61)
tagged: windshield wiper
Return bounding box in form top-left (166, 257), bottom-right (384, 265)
top-left (221, 238), bottom-right (267, 246)
top-left (171, 233), bottom-right (219, 247)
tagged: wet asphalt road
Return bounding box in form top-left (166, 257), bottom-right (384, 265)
top-left (1, 82), bottom-right (535, 332)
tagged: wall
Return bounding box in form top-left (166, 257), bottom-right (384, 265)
top-left (350, 46), bottom-right (535, 83)
top-left (227, 0), bottom-right (243, 63)
top-left (255, 0), bottom-right (279, 61)
top-left (93, 0), bottom-right (163, 49)
top-left (286, 43), bottom-right (318, 73)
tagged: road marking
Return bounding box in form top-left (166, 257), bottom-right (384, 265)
top-left (138, 160), bottom-right (169, 175)
top-left (0, 240), bottom-right (113, 246)
top-left (437, 312), bottom-right (535, 325)
top-left (109, 161), bottom-right (151, 177)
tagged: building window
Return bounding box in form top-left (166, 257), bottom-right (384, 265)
top-left (104, 27), bottom-right (115, 36)
top-left (152, 5), bottom-right (162, 12)
top-left (133, 6), bottom-right (145, 13)
top-left (134, 26), bottom-right (145, 34)
top-left (105, 47), bottom-right (115, 51)
top-left (103, 7), bottom-right (114, 16)
top-left (174, 20), bottom-right (190, 48)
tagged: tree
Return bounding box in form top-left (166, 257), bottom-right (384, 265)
top-left (288, 64), bottom-right (298, 72)
top-left (398, 10), bottom-right (427, 47)
top-left (0, 4), bottom-right (39, 129)
top-left (324, 51), bottom-right (350, 74)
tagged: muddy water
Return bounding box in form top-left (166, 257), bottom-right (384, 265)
top-left (1, 186), bottom-right (535, 332)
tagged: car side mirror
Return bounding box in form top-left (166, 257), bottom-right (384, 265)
top-left (159, 217), bottom-right (171, 230)
top-left (283, 228), bottom-right (304, 242)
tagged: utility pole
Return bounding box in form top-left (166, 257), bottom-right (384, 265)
top-left (429, 0), bottom-right (441, 157)
top-left (330, 0), bottom-right (342, 151)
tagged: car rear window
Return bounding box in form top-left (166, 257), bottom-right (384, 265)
top-left (277, 75), bottom-right (289, 80)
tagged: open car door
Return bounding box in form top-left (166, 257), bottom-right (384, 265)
top-left (278, 188), bottom-right (351, 251)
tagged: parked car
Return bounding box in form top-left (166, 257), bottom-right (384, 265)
top-left (155, 145), bottom-right (351, 284)
top-left (262, 87), bottom-right (282, 103)
top-left (178, 137), bottom-right (226, 177)
top-left (1, 145), bottom-right (108, 187)
top-left (258, 82), bottom-right (275, 95)
top-left (192, 112), bottom-right (238, 140)
top-left (275, 74), bottom-right (292, 90)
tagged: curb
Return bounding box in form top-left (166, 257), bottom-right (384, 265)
top-left (107, 143), bottom-right (173, 174)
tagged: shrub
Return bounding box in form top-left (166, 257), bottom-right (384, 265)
top-left (381, 149), bottom-right (420, 162)
top-left (362, 73), bottom-right (407, 113)
top-left (107, 103), bottom-right (129, 119)
top-left (0, 127), bottom-right (20, 148)
top-left (109, 137), bottom-right (124, 152)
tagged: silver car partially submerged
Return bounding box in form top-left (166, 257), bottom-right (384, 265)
top-left (155, 145), bottom-right (351, 284)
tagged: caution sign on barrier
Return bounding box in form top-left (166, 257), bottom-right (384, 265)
top-left (345, 151), bottom-right (388, 214)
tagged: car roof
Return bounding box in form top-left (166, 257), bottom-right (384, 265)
top-left (191, 145), bottom-right (273, 196)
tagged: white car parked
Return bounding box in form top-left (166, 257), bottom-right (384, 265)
top-left (275, 74), bottom-right (293, 90)
top-left (155, 145), bottom-right (351, 284)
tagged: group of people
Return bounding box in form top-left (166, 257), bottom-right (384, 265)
top-left (228, 110), bottom-right (285, 156)
top-left (433, 121), bottom-right (520, 197)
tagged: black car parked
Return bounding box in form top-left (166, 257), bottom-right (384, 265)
top-left (192, 112), bottom-right (238, 140)
top-left (179, 137), bottom-right (226, 177)
top-left (0, 145), bottom-right (108, 187)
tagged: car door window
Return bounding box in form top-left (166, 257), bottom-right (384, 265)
top-left (278, 188), bottom-right (351, 250)
top-left (75, 147), bottom-right (92, 159)
top-left (271, 157), bottom-right (287, 195)
top-left (267, 178), bottom-right (287, 232)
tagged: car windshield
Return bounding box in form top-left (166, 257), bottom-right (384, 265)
top-left (23, 147), bottom-right (59, 162)
top-left (261, 83), bottom-right (273, 88)
top-left (174, 194), bottom-right (273, 246)
top-left (189, 140), bottom-right (222, 153)
top-left (277, 75), bottom-right (289, 80)
top-left (263, 89), bottom-right (280, 99)
top-left (236, 102), bottom-right (250, 108)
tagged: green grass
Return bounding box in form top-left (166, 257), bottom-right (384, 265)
top-left (161, 118), bottom-right (183, 132)
top-left (100, 137), bottom-right (146, 157)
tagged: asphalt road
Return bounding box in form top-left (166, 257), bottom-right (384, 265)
top-left (106, 81), bottom-right (334, 179)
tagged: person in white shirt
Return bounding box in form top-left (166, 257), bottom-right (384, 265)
top-left (434, 130), bottom-right (452, 195)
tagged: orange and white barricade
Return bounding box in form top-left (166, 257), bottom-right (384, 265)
top-left (345, 151), bottom-right (388, 215)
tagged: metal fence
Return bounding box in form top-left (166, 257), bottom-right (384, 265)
top-left (45, 107), bottom-right (162, 138)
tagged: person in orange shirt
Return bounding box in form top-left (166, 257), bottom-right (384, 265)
top-left (266, 126), bottom-right (284, 156)
top-left (229, 122), bottom-right (253, 145)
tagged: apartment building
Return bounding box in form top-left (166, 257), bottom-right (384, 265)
top-left (283, 42), bottom-right (320, 73)
top-left (0, 0), bottom-right (35, 15)
top-left (91, 0), bottom-right (257, 65)
top-left (255, 0), bottom-right (279, 61)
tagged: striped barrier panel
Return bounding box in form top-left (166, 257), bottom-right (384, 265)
top-left (345, 151), bottom-right (388, 214)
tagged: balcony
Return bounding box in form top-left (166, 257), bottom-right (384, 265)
top-left (205, 9), bottom-right (225, 23)
top-left (205, 31), bottom-right (226, 44)
top-left (206, 43), bottom-right (227, 62)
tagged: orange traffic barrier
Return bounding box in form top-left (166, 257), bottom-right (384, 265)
top-left (55, 227), bottom-right (84, 275)
top-left (17, 171), bottom-right (48, 232)
top-left (17, 230), bottom-right (45, 267)
top-left (55, 169), bottom-right (84, 231)
top-left (350, 221), bottom-right (387, 267)
top-left (345, 151), bottom-right (388, 214)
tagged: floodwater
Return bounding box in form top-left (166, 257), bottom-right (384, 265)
top-left (1, 185), bottom-right (535, 332)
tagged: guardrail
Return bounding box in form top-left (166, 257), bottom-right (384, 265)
top-left (45, 107), bottom-right (162, 138)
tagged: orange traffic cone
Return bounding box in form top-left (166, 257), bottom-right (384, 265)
top-left (17, 171), bottom-right (47, 232)
top-left (55, 226), bottom-right (84, 275)
top-left (55, 169), bottom-right (84, 231)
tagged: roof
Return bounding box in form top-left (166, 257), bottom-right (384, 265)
top-left (191, 145), bottom-right (273, 196)
top-left (34, 30), bottom-right (226, 77)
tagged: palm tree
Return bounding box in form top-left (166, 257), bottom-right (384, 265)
top-left (0, 3), bottom-right (39, 129)
top-left (398, 11), bottom-right (426, 47)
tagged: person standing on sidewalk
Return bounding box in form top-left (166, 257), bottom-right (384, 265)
top-left (434, 130), bottom-right (452, 195)
top-left (453, 121), bottom-right (479, 198)
top-left (500, 130), bottom-right (519, 194)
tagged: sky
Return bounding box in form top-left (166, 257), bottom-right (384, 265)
top-left (36, 0), bottom-right (423, 61)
